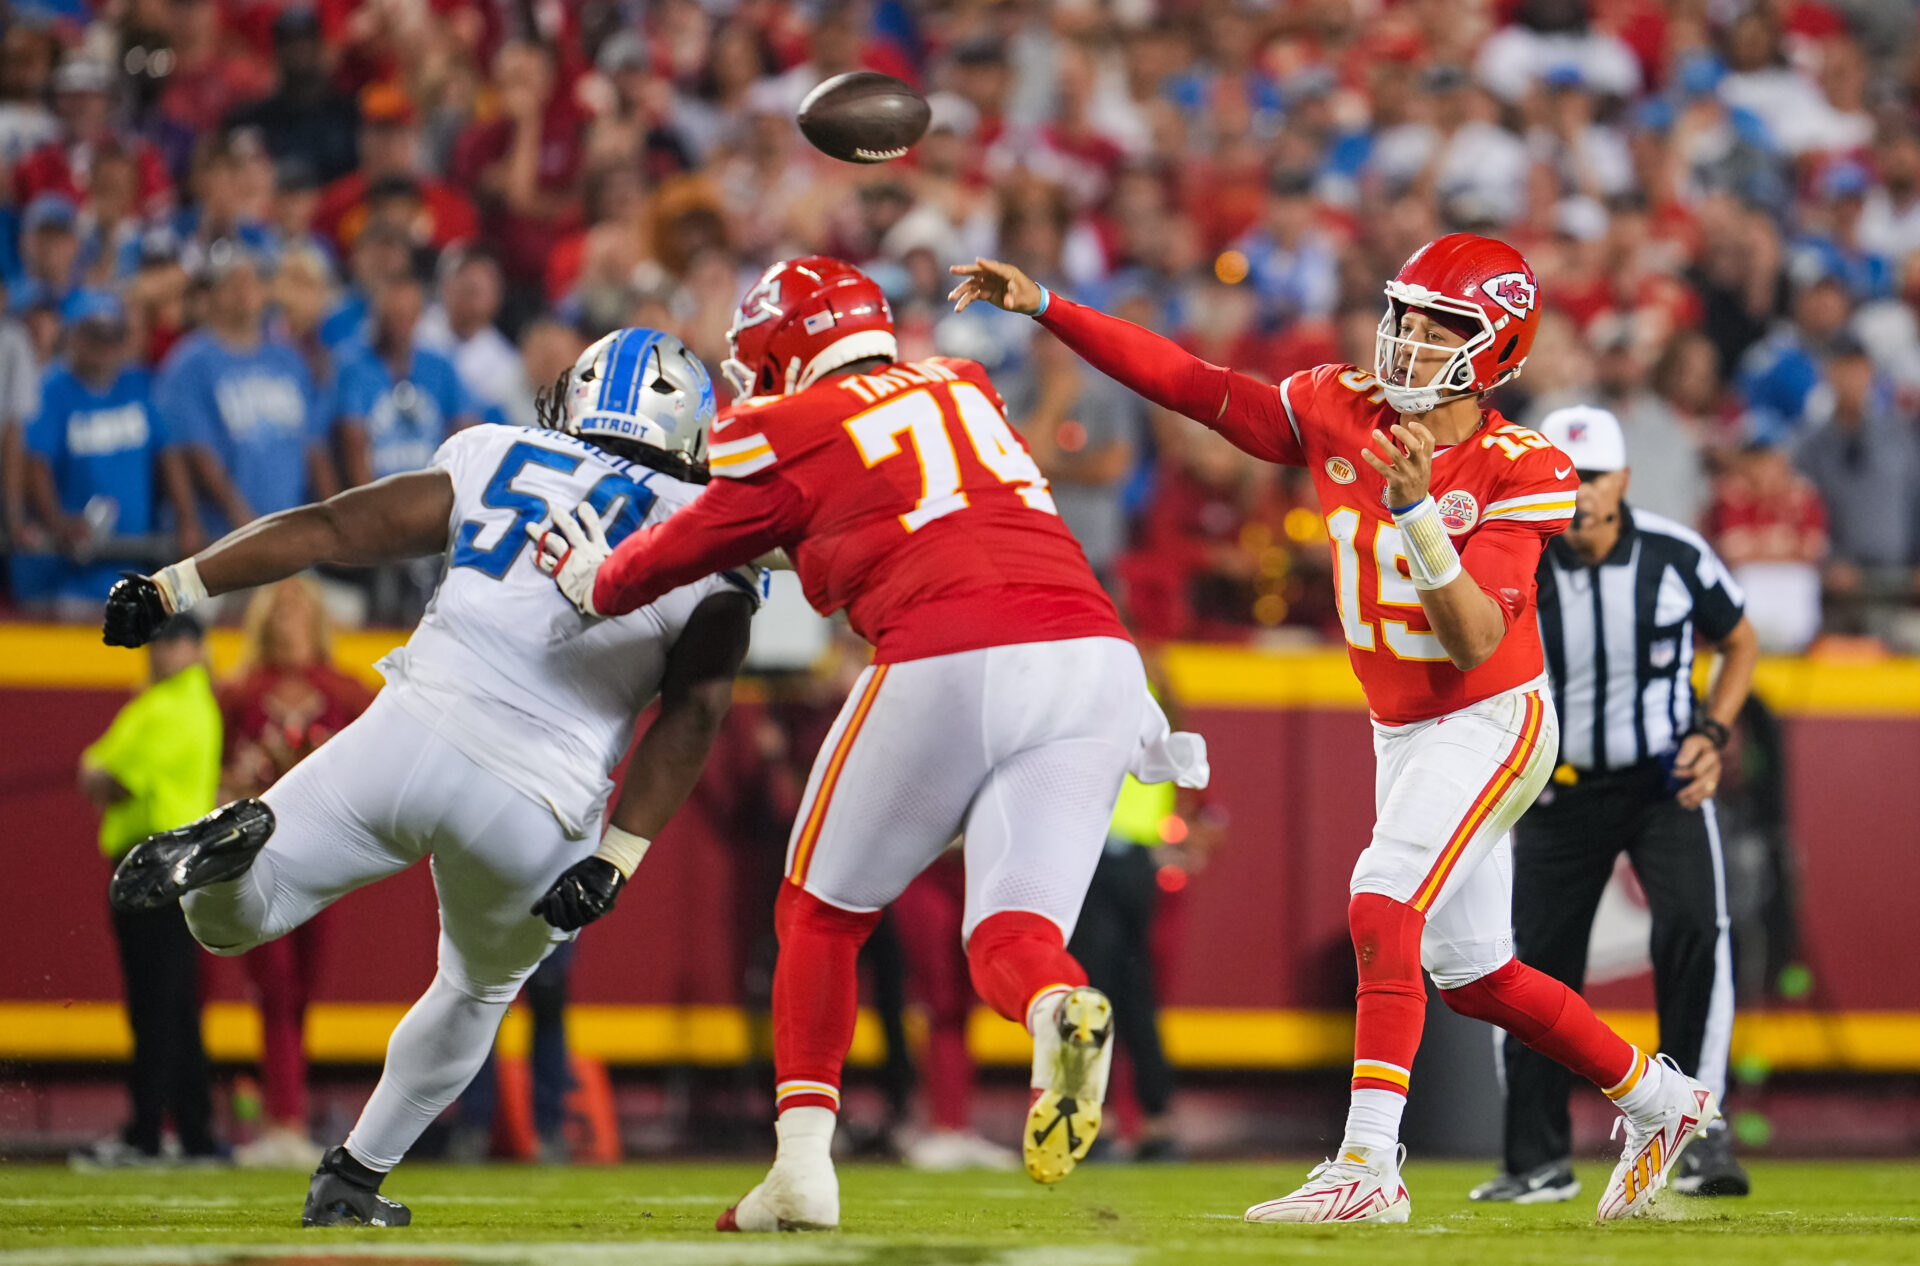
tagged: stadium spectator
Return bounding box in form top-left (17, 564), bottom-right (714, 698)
top-left (502, 317), bottom-right (587, 431)
top-left (1735, 273), bottom-right (1856, 446)
top-left (1791, 335), bottom-right (1920, 629)
top-left (153, 0), bottom-right (272, 138)
top-left (451, 40), bottom-right (589, 310)
top-left (12, 193), bottom-right (83, 315)
top-left (318, 220), bottom-right (412, 350)
top-left (1232, 169), bottom-right (1341, 332)
top-left (223, 7), bottom-right (360, 185)
top-left (269, 244), bottom-right (338, 408)
top-left (0, 22), bottom-right (59, 170)
top-left (0, 276), bottom-right (46, 591)
top-left (417, 247), bottom-right (518, 426)
top-left (1859, 129), bottom-right (1920, 265)
top-left (14, 58), bottom-right (171, 218)
top-left (19, 293), bottom-right (181, 609)
top-left (73, 613), bottom-right (221, 1167)
top-left (1001, 329), bottom-right (1141, 585)
top-left (220, 577), bottom-right (372, 1169)
top-left (1707, 444), bottom-right (1830, 653)
top-left (1528, 319), bottom-right (1712, 529)
top-left (332, 264), bottom-right (478, 487)
top-left (311, 84), bottom-right (479, 255)
top-left (154, 243), bottom-right (327, 551)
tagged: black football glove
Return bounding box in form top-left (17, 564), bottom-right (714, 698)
top-left (103, 572), bottom-right (170, 647)
top-left (533, 857), bottom-right (626, 931)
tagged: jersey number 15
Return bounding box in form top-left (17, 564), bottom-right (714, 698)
top-left (843, 383), bottom-right (1057, 532)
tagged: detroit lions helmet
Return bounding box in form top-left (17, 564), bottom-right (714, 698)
top-left (541, 328), bottom-right (716, 478)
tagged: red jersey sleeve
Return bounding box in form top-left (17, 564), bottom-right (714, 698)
top-left (1463, 444), bottom-right (1578, 625)
top-left (592, 473), bottom-right (808, 616)
top-left (1036, 296), bottom-right (1305, 467)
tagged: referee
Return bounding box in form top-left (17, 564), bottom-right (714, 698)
top-left (1471, 406), bottom-right (1760, 1204)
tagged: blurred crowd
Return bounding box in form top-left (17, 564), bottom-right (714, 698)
top-left (3, 0), bottom-right (1920, 650)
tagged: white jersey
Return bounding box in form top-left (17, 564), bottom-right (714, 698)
top-left (376, 424), bottom-right (756, 837)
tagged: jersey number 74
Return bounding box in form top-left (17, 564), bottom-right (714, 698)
top-left (842, 382), bottom-right (1058, 532)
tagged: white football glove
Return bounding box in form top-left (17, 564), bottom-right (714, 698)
top-left (527, 500), bottom-right (614, 617)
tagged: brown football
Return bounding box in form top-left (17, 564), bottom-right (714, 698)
top-left (797, 71), bottom-right (931, 164)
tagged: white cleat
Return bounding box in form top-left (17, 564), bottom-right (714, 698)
top-left (1596, 1057), bottom-right (1720, 1222)
top-left (716, 1161), bottom-right (839, 1232)
top-left (1023, 986), bottom-right (1114, 1184)
top-left (1245, 1144), bottom-right (1411, 1224)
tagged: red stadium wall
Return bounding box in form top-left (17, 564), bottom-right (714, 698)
top-left (3, 629), bottom-right (1917, 1069)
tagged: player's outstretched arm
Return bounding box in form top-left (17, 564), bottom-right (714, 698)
top-left (586, 476), bottom-right (803, 617)
top-left (102, 471), bottom-right (455, 647)
top-left (948, 258), bottom-right (1302, 466)
top-left (533, 590), bottom-right (754, 931)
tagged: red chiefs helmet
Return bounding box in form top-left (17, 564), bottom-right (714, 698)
top-left (1374, 233), bottom-right (1539, 414)
top-left (721, 256), bottom-right (897, 398)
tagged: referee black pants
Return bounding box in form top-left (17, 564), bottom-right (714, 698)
top-left (1502, 762), bottom-right (1731, 1174)
top-left (1067, 843), bottom-right (1175, 1117)
top-left (110, 901), bottom-right (217, 1157)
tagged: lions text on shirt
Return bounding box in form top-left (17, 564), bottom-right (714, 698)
top-left (154, 331), bottom-right (318, 529)
top-left (378, 424), bottom-right (755, 837)
top-left (25, 365), bottom-right (162, 599)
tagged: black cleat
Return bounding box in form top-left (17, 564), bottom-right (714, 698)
top-left (302, 1146), bottom-right (411, 1227)
top-left (1468, 1160), bottom-right (1581, 1203)
top-left (1671, 1123), bottom-right (1750, 1196)
top-left (109, 799), bottom-right (275, 913)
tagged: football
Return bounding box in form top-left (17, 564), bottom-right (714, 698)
top-left (797, 71), bottom-right (931, 164)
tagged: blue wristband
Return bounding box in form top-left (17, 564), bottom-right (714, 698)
top-left (1390, 497), bottom-right (1427, 516)
top-left (1033, 285), bottom-right (1051, 317)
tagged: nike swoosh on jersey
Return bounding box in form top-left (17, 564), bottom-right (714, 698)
top-left (1554, 466), bottom-right (1572, 478)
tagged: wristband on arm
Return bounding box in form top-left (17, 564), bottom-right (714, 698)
top-left (1688, 717), bottom-right (1731, 750)
top-left (152, 559), bottom-right (208, 614)
top-left (1391, 496), bottom-right (1463, 590)
top-left (593, 826), bottom-right (652, 879)
top-left (1032, 285), bottom-right (1051, 317)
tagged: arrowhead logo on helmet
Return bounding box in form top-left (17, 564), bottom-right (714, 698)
top-left (1481, 271), bottom-right (1537, 321)
top-left (1374, 234), bottom-right (1540, 416)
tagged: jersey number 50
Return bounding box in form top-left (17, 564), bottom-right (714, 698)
top-left (843, 383), bottom-right (1057, 531)
top-left (450, 441), bottom-right (657, 579)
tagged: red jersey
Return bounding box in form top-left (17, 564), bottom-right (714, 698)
top-left (591, 357), bottom-right (1128, 663)
top-left (1039, 298), bottom-right (1577, 723)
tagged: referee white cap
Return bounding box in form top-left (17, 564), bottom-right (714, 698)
top-left (1538, 405), bottom-right (1627, 474)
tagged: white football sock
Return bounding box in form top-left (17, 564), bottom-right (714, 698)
top-left (1340, 1089), bottom-right (1407, 1158)
top-left (1612, 1052), bottom-right (1670, 1121)
top-left (179, 861), bottom-right (274, 953)
top-left (344, 973), bottom-right (509, 1171)
top-left (773, 1105), bottom-right (836, 1166)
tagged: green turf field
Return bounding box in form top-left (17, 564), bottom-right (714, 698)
top-left (2, 1159), bottom-right (1916, 1264)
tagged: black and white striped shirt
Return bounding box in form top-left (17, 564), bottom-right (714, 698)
top-left (1536, 506), bottom-right (1746, 772)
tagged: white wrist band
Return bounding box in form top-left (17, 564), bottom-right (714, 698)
top-left (153, 559), bottom-right (207, 614)
top-left (594, 826), bottom-right (652, 879)
top-left (1392, 496), bottom-right (1463, 591)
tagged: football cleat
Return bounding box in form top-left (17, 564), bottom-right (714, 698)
top-left (301, 1147), bottom-right (411, 1228)
top-left (716, 1161), bottom-right (839, 1232)
top-left (109, 799), bottom-right (275, 913)
top-left (1468, 1160), bottom-right (1581, 1203)
top-left (1023, 986), bottom-right (1114, 1184)
top-left (1246, 1143), bottom-right (1411, 1223)
top-left (1596, 1058), bottom-right (1720, 1221)
top-left (1671, 1121), bottom-right (1749, 1197)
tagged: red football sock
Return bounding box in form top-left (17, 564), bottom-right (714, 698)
top-left (1348, 893), bottom-right (1427, 1095)
top-left (1441, 958), bottom-right (1637, 1090)
top-left (965, 911), bottom-right (1086, 1026)
top-left (772, 883), bottom-right (881, 1114)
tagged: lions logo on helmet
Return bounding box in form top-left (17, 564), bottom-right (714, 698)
top-left (540, 328), bottom-right (717, 479)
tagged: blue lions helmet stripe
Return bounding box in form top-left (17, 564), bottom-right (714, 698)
top-left (599, 329), bottom-right (656, 419)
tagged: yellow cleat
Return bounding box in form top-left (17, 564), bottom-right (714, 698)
top-left (1023, 987), bottom-right (1114, 1184)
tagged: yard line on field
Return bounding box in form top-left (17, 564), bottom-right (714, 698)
top-left (0, 1241), bottom-right (1141, 1266)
